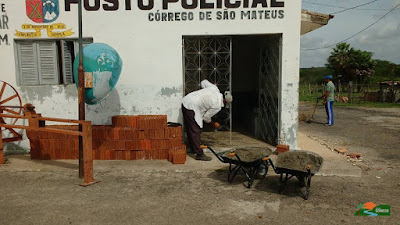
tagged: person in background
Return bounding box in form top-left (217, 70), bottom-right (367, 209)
top-left (319, 75), bottom-right (335, 126)
top-left (182, 80), bottom-right (233, 161)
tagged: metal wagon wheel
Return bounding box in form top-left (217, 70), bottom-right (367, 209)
top-left (0, 80), bottom-right (23, 133)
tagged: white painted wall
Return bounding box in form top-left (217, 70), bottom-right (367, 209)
top-left (0, 0), bottom-right (301, 151)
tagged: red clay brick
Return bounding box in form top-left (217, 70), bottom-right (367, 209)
top-left (138, 130), bottom-right (146, 139)
top-left (165, 126), bottom-right (182, 139)
top-left (37, 131), bottom-right (48, 139)
top-left (168, 149), bottom-right (174, 162)
top-left (100, 150), bottom-right (107, 160)
top-left (138, 115), bottom-right (167, 130)
top-left (93, 140), bottom-right (125, 150)
top-left (146, 129), bottom-right (165, 139)
top-left (168, 138), bottom-right (183, 148)
top-left (112, 116), bottom-right (139, 128)
top-left (93, 150), bottom-right (99, 160)
top-left (172, 148), bottom-right (187, 164)
top-left (144, 150), bottom-right (154, 160)
top-left (73, 146), bottom-right (79, 160)
top-left (93, 125), bottom-right (116, 140)
top-left (119, 127), bottom-right (139, 140)
top-left (151, 140), bottom-right (168, 150)
top-left (115, 150), bottom-right (126, 160)
top-left (29, 139), bottom-right (41, 159)
top-left (26, 130), bottom-right (38, 139)
top-left (109, 150), bottom-right (116, 160)
top-left (276, 144), bottom-right (290, 154)
top-left (104, 150), bottom-right (111, 160)
top-left (134, 150), bottom-right (145, 160)
top-left (140, 139), bottom-right (151, 150)
top-left (125, 140), bottom-right (140, 150)
top-left (154, 149), bottom-right (168, 160)
top-left (48, 140), bottom-right (56, 159)
top-left (348, 153), bottom-right (362, 158)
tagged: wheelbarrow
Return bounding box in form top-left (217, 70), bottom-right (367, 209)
top-left (203, 145), bottom-right (273, 188)
top-left (267, 150), bottom-right (323, 200)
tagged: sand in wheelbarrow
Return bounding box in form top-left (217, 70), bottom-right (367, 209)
top-left (275, 150), bottom-right (323, 174)
top-left (223, 147), bottom-right (273, 163)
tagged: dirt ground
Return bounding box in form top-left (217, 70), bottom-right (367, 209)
top-left (299, 102), bottom-right (400, 167)
top-left (0, 103), bottom-right (399, 224)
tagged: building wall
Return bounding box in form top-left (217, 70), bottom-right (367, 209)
top-left (0, 0), bottom-right (301, 150)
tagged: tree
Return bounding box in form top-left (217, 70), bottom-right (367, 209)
top-left (373, 60), bottom-right (400, 83)
top-left (326, 43), bottom-right (375, 90)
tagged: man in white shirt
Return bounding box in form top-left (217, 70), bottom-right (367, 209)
top-left (182, 80), bottom-right (233, 161)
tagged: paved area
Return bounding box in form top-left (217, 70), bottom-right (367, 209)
top-left (0, 104), bottom-right (399, 224)
top-left (298, 132), bottom-right (362, 177)
top-left (202, 131), bottom-right (362, 177)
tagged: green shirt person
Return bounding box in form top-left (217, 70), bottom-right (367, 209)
top-left (318, 75), bottom-right (335, 126)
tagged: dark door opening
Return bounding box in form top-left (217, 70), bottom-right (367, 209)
top-left (183, 34), bottom-right (281, 147)
top-left (231, 34), bottom-right (281, 146)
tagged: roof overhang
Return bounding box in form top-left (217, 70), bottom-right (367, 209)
top-left (301, 10), bottom-right (334, 35)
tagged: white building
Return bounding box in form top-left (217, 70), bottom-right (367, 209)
top-left (0, 1), bottom-right (331, 151)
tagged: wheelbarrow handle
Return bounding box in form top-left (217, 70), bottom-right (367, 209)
top-left (203, 146), bottom-right (225, 163)
top-left (267, 158), bottom-right (279, 174)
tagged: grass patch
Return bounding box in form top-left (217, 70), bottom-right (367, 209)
top-left (334, 102), bottom-right (400, 108)
top-left (300, 95), bottom-right (400, 108)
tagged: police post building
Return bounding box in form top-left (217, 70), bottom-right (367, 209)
top-left (0, 0), bottom-right (313, 151)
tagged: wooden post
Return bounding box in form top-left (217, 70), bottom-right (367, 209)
top-left (0, 129), bottom-right (4, 164)
top-left (348, 82), bottom-right (353, 103)
top-left (78, 0), bottom-right (85, 179)
top-left (80, 121), bottom-right (98, 186)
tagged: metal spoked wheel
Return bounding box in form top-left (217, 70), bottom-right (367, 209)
top-left (0, 80), bottom-right (23, 142)
top-left (0, 80), bottom-right (23, 128)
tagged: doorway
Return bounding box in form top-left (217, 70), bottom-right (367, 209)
top-left (182, 34), bottom-right (281, 146)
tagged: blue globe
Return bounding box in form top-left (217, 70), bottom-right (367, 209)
top-left (73, 43), bottom-right (123, 105)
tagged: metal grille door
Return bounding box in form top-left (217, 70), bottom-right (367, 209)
top-left (183, 36), bottom-right (232, 130)
top-left (257, 36), bottom-right (281, 145)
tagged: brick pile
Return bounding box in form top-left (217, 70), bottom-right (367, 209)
top-left (27, 125), bottom-right (79, 160)
top-left (27, 115), bottom-right (186, 164)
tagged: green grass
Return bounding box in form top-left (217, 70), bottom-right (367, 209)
top-left (333, 102), bottom-right (400, 108)
top-left (300, 92), bottom-right (400, 108)
top-left (299, 83), bottom-right (400, 108)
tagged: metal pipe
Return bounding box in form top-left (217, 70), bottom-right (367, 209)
top-left (78, 0), bottom-right (85, 178)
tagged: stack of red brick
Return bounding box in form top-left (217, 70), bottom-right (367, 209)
top-left (27, 115), bottom-right (187, 164)
top-left (28, 125), bottom-right (80, 160)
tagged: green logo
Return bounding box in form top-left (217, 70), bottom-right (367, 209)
top-left (354, 202), bottom-right (391, 216)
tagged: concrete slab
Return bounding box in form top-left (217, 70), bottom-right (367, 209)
top-left (298, 132), bottom-right (362, 177)
top-left (0, 131), bottom-right (361, 178)
top-left (0, 154), bottom-right (225, 174)
top-left (201, 131), bottom-right (275, 153)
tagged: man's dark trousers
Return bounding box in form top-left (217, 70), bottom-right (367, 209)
top-left (182, 105), bottom-right (203, 155)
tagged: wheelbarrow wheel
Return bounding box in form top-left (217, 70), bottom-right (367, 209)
top-left (256, 161), bottom-right (269, 179)
top-left (297, 175), bottom-right (306, 187)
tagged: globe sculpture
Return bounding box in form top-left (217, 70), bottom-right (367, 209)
top-left (73, 43), bottom-right (122, 105)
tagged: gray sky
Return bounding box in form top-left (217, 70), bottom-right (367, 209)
top-left (300, 0), bottom-right (400, 68)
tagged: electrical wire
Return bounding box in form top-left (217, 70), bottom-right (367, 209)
top-left (330, 0), bottom-right (379, 14)
top-left (301, 2), bottom-right (400, 51)
top-left (303, 0), bottom-right (399, 10)
top-left (303, 1), bottom-right (347, 9)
